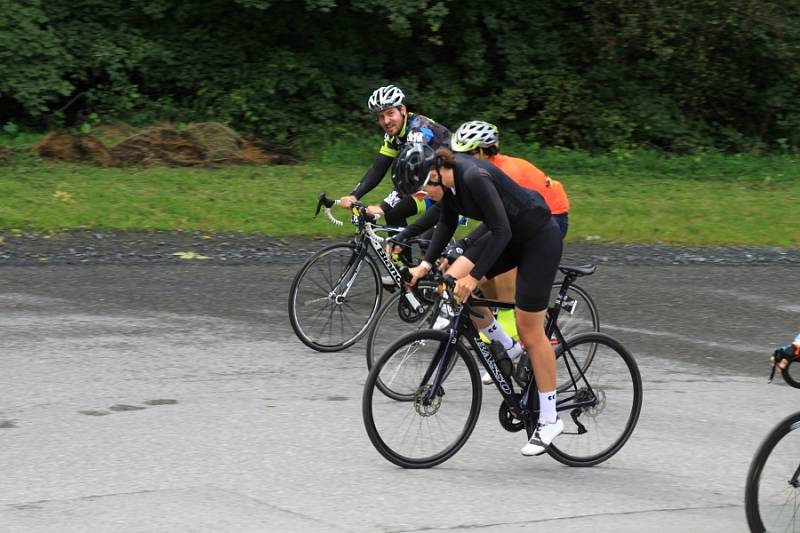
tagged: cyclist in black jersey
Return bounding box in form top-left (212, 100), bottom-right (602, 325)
top-left (395, 143), bottom-right (565, 457)
top-left (338, 85), bottom-right (450, 228)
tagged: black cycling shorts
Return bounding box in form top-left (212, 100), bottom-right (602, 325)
top-left (463, 218), bottom-right (562, 312)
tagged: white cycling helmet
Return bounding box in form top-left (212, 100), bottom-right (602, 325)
top-left (450, 120), bottom-right (499, 152)
top-left (367, 85), bottom-right (405, 113)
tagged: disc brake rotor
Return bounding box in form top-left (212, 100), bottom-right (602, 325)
top-left (414, 384), bottom-right (443, 417)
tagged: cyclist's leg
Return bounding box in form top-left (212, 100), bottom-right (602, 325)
top-left (439, 254), bottom-right (499, 335)
top-left (460, 237), bottom-right (518, 337)
top-left (489, 268), bottom-right (518, 340)
top-left (515, 220), bottom-right (563, 396)
top-left (516, 220), bottom-right (563, 455)
top-left (382, 194), bottom-right (420, 228)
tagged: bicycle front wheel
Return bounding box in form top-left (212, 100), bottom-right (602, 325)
top-left (362, 330), bottom-right (482, 469)
top-left (288, 243), bottom-right (381, 352)
top-left (365, 279), bottom-right (440, 370)
top-left (745, 411), bottom-right (800, 532)
top-left (546, 332), bottom-right (642, 467)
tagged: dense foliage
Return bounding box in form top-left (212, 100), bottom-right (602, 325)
top-left (2, 0), bottom-right (799, 153)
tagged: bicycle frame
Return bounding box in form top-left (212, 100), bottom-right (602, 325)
top-left (319, 193), bottom-right (424, 312)
top-left (418, 280), bottom-right (598, 427)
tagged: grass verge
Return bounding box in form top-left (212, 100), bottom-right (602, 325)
top-left (1, 138), bottom-right (798, 246)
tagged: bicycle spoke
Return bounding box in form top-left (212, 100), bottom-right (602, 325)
top-left (747, 413), bottom-right (800, 532)
top-left (363, 330), bottom-right (482, 468)
top-left (547, 332), bottom-right (642, 467)
top-left (289, 244), bottom-right (381, 351)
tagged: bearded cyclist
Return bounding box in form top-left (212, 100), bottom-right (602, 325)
top-left (338, 85), bottom-right (450, 228)
top-left (396, 143), bottom-right (565, 457)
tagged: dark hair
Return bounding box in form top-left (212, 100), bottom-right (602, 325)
top-left (435, 147), bottom-right (456, 169)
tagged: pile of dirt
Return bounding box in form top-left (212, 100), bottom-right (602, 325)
top-left (35, 123), bottom-right (302, 167)
top-left (36, 133), bottom-right (115, 166)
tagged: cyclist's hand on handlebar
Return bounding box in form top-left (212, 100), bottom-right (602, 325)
top-left (454, 275), bottom-right (479, 303)
top-left (339, 195), bottom-right (357, 209)
top-left (407, 262), bottom-right (431, 287)
top-left (384, 234), bottom-right (408, 258)
top-left (772, 341), bottom-right (800, 371)
top-left (366, 205), bottom-right (384, 218)
top-left (385, 242), bottom-right (405, 258)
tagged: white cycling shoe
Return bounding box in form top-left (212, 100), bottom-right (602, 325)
top-left (481, 341), bottom-right (523, 385)
top-left (521, 417), bottom-right (564, 456)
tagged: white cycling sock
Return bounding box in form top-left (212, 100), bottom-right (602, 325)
top-left (480, 319), bottom-right (514, 350)
top-left (538, 390), bottom-right (558, 424)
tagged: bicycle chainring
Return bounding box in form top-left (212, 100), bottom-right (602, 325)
top-left (397, 296), bottom-right (428, 323)
top-left (498, 401), bottom-right (525, 433)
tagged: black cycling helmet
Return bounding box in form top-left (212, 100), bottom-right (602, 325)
top-left (392, 143), bottom-right (438, 196)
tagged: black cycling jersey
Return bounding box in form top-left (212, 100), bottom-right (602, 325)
top-left (424, 154), bottom-right (552, 281)
top-left (350, 113), bottom-right (451, 199)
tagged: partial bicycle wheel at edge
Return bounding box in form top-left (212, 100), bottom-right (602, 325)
top-left (545, 332), bottom-right (642, 467)
top-left (745, 410), bottom-right (800, 532)
top-left (363, 329), bottom-right (482, 469)
top-left (288, 243), bottom-right (382, 352)
top-left (365, 279), bottom-right (440, 370)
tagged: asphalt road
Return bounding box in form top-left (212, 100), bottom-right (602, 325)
top-left (1, 258), bottom-right (799, 532)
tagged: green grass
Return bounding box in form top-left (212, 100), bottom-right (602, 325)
top-left (1, 136), bottom-right (798, 246)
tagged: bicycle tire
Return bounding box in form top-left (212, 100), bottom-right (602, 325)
top-left (362, 329), bottom-right (482, 469)
top-left (365, 279), bottom-right (440, 369)
top-left (551, 282), bottom-right (600, 391)
top-left (544, 332), bottom-right (642, 467)
top-left (288, 243), bottom-right (382, 352)
top-left (551, 282), bottom-right (600, 338)
top-left (745, 410), bottom-right (800, 532)
top-left (512, 282), bottom-right (601, 391)
top-left (780, 358), bottom-right (800, 389)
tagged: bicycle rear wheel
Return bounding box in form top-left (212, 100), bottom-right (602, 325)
top-left (545, 332), bottom-right (642, 467)
top-left (745, 411), bottom-right (800, 532)
top-left (550, 282), bottom-right (599, 338)
top-left (551, 283), bottom-right (599, 390)
top-left (288, 243), bottom-right (381, 352)
top-left (362, 330), bottom-right (482, 469)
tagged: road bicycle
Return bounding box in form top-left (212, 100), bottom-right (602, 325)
top-left (744, 343), bottom-right (800, 532)
top-left (364, 262), bottom-right (600, 380)
top-left (288, 193), bottom-right (435, 352)
top-left (362, 269), bottom-right (642, 469)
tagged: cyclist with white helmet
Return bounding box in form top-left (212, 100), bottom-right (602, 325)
top-left (450, 120), bottom-right (570, 379)
top-left (451, 120), bottom-right (570, 236)
top-left (395, 143), bottom-right (565, 457)
top-left (338, 85), bottom-right (451, 229)
top-left (389, 121), bottom-right (570, 363)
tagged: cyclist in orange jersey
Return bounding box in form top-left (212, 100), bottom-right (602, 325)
top-left (451, 120), bottom-right (569, 237)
